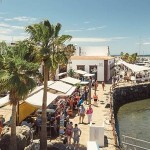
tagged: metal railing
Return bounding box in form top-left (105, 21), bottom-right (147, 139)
top-left (121, 135), bottom-right (150, 150)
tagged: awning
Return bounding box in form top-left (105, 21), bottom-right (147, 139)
top-left (0, 95), bottom-right (9, 107)
top-left (25, 90), bottom-right (58, 107)
top-left (74, 70), bottom-right (87, 75)
top-left (117, 60), bottom-right (150, 73)
top-left (19, 102), bottom-right (38, 123)
top-left (80, 81), bottom-right (89, 85)
top-left (48, 81), bottom-right (73, 93)
top-left (28, 85), bottom-right (44, 97)
top-left (57, 72), bottom-right (67, 77)
top-left (66, 86), bottom-right (76, 95)
top-left (60, 77), bottom-right (81, 85)
top-left (48, 81), bottom-right (55, 85)
top-left (83, 73), bottom-right (95, 77)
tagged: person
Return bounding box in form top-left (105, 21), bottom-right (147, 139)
top-left (83, 86), bottom-right (88, 105)
top-left (69, 97), bottom-right (74, 110)
top-left (66, 106), bottom-right (73, 117)
top-left (72, 124), bottom-right (82, 150)
top-left (93, 92), bottom-right (98, 106)
top-left (77, 97), bottom-right (83, 107)
top-left (86, 105), bottom-right (93, 124)
top-left (8, 116), bottom-right (12, 127)
top-left (35, 114), bottom-right (42, 136)
top-left (78, 104), bottom-right (85, 124)
top-left (53, 119), bottom-right (58, 137)
top-left (21, 120), bottom-right (33, 128)
top-left (66, 122), bottom-right (73, 149)
top-left (0, 115), bottom-right (5, 126)
top-left (94, 80), bottom-right (98, 91)
top-left (102, 81), bottom-right (105, 91)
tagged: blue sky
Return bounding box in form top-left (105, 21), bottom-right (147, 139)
top-left (0, 0), bottom-right (150, 55)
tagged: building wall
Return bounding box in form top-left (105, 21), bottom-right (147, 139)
top-left (68, 59), bottom-right (105, 81)
top-left (75, 46), bottom-right (109, 56)
top-left (108, 59), bottom-right (115, 81)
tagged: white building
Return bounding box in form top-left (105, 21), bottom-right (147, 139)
top-left (66, 46), bottom-right (115, 82)
top-left (68, 55), bottom-right (114, 82)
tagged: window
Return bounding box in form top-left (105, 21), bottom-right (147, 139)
top-left (77, 65), bottom-right (85, 71)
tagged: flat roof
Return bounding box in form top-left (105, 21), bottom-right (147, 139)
top-left (70, 56), bottom-right (114, 60)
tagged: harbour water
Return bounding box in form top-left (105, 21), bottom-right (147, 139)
top-left (117, 98), bottom-right (150, 146)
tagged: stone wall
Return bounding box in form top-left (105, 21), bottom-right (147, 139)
top-left (111, 83), bottom-right (150, 147)
top-left (112, 83), bottom-right (150, 117)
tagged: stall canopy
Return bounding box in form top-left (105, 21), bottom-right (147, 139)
top-left (57, 72), bottom-right (67, 77)
top-left (25, 89), bottom-right (58, 107)
top-left (83, 73), bottom-right (95, 77)
top-left (19, 102), bottom-right (37, 123)
top-left (48, 81), bottom-right (73, 93)
top-left (74, 70), bottom-right (87, 75)
top-left (60, 77), bottom-right (81, 85)
top-left (0, 95), bottom-right (9, 107)
top-left (117, 60), bottom-right (150, 73)
top-left (80, 81), bottom-right (89, 85)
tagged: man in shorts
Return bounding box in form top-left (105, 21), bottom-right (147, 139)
top-left (72, 124), bottom-right (82, 150)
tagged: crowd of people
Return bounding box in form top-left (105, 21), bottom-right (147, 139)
top-left (0, 80), bottom-right (106, 149)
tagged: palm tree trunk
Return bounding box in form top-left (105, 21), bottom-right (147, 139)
top-left (40, 64), bottom-right (48, 150)
top-left (9, 104), bottom-right (17, 150)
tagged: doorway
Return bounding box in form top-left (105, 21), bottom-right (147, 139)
top-left (89, 65), bottom-right (97, 80)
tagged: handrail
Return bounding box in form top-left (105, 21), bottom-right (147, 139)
top-left (122, 135), bottom-right (150, 144)
top-left (122, 142), bottom-right (150, 150)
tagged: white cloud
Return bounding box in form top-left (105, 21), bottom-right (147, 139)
top-left (65, 26), bottom-right (106, 33)
top-left (136, 42), bottom-right (150, 45)
top-left (4, 16), bottom-right (37, 22)
top-left (0, 22), bottom-right (24, 30)
top-left (71, 37), bottom-right (110, 42)
top-left (87, 26), bottom-right (106, 31)
top-left (142, 42), bottom-right (150, 45)
top-left (71, 37), bottom-right (127, 43)
top-left (0, 28), bottom-right (12, 34)
top-left (65, 29), bottom-right (83, 32)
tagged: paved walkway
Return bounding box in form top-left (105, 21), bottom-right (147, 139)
top-left (69, 83), bottom-right (116, 150)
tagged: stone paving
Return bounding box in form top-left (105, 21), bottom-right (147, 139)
top-left (68, 83), bottom-right (116, 150)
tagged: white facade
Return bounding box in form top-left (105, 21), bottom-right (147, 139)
top-left (75, 46), bottom-right (110, 56)
top-left (68, 59), bottom-right (105, 81)
top-left (55, 46), bottom-right (115, 82)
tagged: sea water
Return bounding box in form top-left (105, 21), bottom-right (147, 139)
top-left (117, 98), bottom-right (150, 148)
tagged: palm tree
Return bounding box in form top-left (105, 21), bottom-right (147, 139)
top-left (26, 20), bottom-right (72, 150)
top-left (0, 41), bottom-right (39, 150)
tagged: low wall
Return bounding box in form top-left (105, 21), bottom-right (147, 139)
top-left (111, 83), bottom-right (150, 147)
top-left (113, 83), bottom-right (150, 117)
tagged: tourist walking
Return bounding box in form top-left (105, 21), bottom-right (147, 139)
top-left (86, 105), bottom-right (93, 124)
top-left (94, 80), bottom-right (98, 92)
top-left (72, 124), bottom-right (82, 150)
top-left (78, 104), bottom-right (85, 124)
top-left (102, 81), bottom-right (105, 91)
top-left (77, 97), bottom-right (83, 107)
top-left (66, 122), bottom-right (73, 149)
top-left (93, 92), bottom-right (98, 106)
